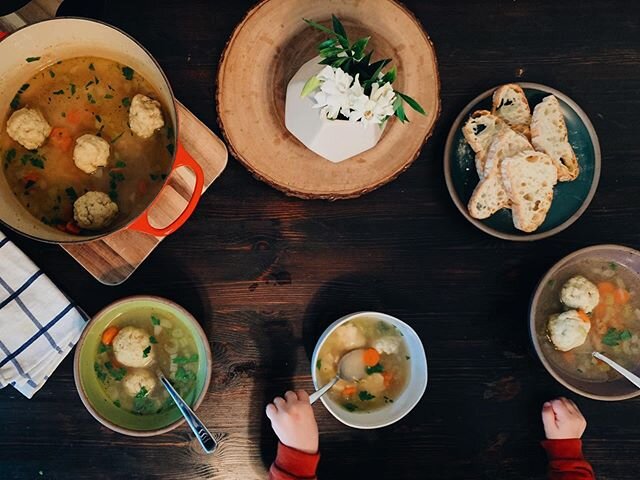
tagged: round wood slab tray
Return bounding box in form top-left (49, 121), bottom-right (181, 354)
top-left (216, 0), bottom-right (440, 200)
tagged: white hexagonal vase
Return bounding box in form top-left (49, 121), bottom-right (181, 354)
top-left (285, 57), bottom-right (386, 163)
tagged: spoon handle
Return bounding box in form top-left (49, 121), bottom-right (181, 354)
top-left (159, 374), bottom-right (217, 454)
top-left (309, 376), bottom-right (339, 404)
top-left (592, 352), bottom-right (640, 389)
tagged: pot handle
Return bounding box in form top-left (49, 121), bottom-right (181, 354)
top-left (127, 142), bottom-right (205, 237)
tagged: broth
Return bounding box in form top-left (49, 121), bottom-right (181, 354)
top-left (0, 56), bottom-right (173, 233)
top-left (539, 259), bottom-right (640, 382)
top-left (94, 308), bottom-right (199, 415)
top-left (316, 317), bottom-right (410, 413)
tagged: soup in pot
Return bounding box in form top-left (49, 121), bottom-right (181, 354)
top-left (0, 56), bottom-right (174, 234)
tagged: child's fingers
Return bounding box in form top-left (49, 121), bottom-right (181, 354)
top-left (273, 396), bottom-right (286, 409)
top-left (296, 390), bottom-right (310, 402)
top-left (550, 398), bottom-right (570, 418)
top-left (541, 402), bottom-right (557, 427)
top-left (265, 403), bottom-right (277, 419)
top-left (560, 397), bottom-right (578, 415)
top-left (284, 390), bottom-right (298, 402)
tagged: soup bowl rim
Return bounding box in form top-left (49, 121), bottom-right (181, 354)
top-left (311, 310), bottom-right (428, 429)
top-left (529, 243), bottom-right (640, 401)
top-left (73, 294), bottom-right (212, 436)
top-left (0, 16), bottom-right (182, 244)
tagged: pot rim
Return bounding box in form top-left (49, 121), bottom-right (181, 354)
top-left (0, 17), bottom-right (179, 244)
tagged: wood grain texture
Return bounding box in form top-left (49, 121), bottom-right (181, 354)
top-left (216, 0), bottom-right (440, 199)
top-left (0, 0), bottom-right (639, 479)
top-left (62, 101), bottom-right (228, 285)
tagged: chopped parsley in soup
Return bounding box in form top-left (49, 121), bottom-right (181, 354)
top-left (1, 56), bottom-right (174, 234)
top-left (316, 317), bottom-right (410, 413)
top-left (94, 309), bottom-right (199, 415)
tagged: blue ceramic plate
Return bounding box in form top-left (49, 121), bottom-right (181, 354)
top-left (444, 83), bottom-right (601, 241)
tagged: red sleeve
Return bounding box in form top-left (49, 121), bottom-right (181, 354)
top-left (269, 442), bottom-right (320, 480)
top-left (0, 32), bottom-right (8, 41)
top-left (541, 439), bottom-right (595, 480)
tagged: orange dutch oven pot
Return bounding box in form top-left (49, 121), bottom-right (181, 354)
top-left (0, 18), bottom-right (204, 243)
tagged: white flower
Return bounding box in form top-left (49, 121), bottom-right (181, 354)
top-left (312, 66), bottom-right (353, 119)
top-left (349, 82), bottom-right (396, 125)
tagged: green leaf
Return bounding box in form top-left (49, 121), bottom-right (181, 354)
top-left (151, 316), bottom-right (161, 326)
top-left (331, 15), bottom-right (349, 48)
top-left (620, 330), bottom-right (633, 341)
top-left (318, 38), bottom-right (336, 50)
top-left (113, 400), bottom-right (121, 408)
top-left (351, 36), bottom-right (370, 59)
top-left (94, 362), bottom-right (107, 382)
top-left (122, 66), bottom-right (134, 80)
top-left (358, 390), bottom-right (375, 401)
top-left (364, 59), bottom-right (391, 86)
top-left (52, 90), bottom-right (64, 95)
top-left (602, 328), bottom-right (632, 346)
top-left (142, 345), bottom-right (151, 358)
top-left (70, 83), bottom-right (76, 95)
top-left (394, 97), bottom-right (408, 123)
top-left (149, 335), bottom-right (158, 344)
top-left (397, 91), bottom-right (425, 115)
top-left (303, 17), bottom-right (349, 48)
top-left (301, 75), bottom-right (322, 97)
top-left (65, 186), bottom-right (78, 201)
top-left (343, 403), bottom-right (358, 412)
top-left (172, 354), bottom-right (199, 364)
top-left (365, 363), bottom-right (384, 375)
top-left (89, 62), bottom-right (95, 71)
top-left (381, 66), bottom-right (397, 84)
top-left (49, 70), bottom-right (55, 78)
top-left (98, 343), bottom-right (110, 354)
top-left (115, 160), bottom-right (126, 168)
top-left (26, 57), bottom-right (41, 62)
top-left (104, 361), bottom-right (126, 381)
top-left (316, 359), bottom-right (322, 370)
top-left (121, 97), bottom-right (131, 108)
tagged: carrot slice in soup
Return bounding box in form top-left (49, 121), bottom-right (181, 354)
top-left (342, 385), bottom-right (356, 397)
top-left (614, 288), bottom-right (630, 305)
top-left (101, 326), bottom-right (119, 345)
top-left (577, 309), bottom-right (590, 324)
top-left (363, 348), bottom-right (380, 367)
top-left (597, 282), bottom-right (616, 295)
top-left (49, 127), bottom-right (73, 152)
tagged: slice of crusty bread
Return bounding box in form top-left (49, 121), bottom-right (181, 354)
top-left (468, 129), bottom-right (532, 219)
top-left (462, 110), bottom-right (508, 178)
top-left (483, 128), bottom-right (532, 177)
top-left (531, 95), bottom-right (579, 182)
top-left (501, 150), bottom-right (558, 232)
top-left (492, 84), bottom-right (531, 137)
top-left (468, 173), bottom-right (511, 219)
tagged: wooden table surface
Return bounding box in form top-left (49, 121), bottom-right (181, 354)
top-left (1, 1), bottom-right (639, 479)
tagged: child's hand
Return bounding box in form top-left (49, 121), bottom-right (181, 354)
top-left (541, 397), bottom-right (587, 440)
top-left (266, 390), bottom-right (319, 454)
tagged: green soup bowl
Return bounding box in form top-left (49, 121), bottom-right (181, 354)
top-left (73, 296), bottom-right (212, 436)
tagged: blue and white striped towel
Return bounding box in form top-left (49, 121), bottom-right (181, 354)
top-left (0, 230), bottom-right (87, 398)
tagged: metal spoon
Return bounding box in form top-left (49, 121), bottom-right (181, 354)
top-left (157, 370), bottom-right (217, 453)
top-left (592, 352), bottom-right (640, 389)
top-left (309, 348), bottom-right (368, 404)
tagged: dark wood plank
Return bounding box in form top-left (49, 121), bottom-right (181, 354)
top-left (1, 0), bottom-right (639, 479)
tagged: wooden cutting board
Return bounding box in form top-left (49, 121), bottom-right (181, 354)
top-left (217, 0), bottom-right (440, 200)
top-left (62, 101), bottom-right (227, 285)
